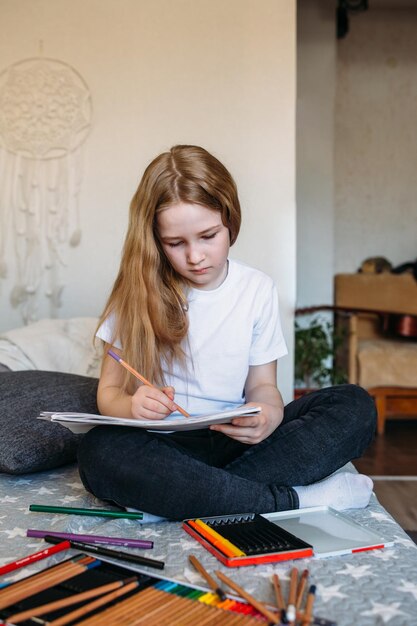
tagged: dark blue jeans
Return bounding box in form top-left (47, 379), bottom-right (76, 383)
top-left (77, 384), bottom-right (376, 520)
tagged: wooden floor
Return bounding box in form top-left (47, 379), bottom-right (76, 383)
top-left (353, 419), bottom-right (417, 476)
top-left (353, 419), bottom-right (417, 533)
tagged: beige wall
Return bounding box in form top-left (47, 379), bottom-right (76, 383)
top-left (0, 0), bottom-right (296, 402)
top-left (296, 0), bottom-right (336, 308)
top-left (335, 7), bottom-right (417, 273)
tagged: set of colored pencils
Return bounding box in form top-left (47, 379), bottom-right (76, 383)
top-left (0, 554), bottom-right (323, 626)
top-left (6, 576), bottom-right (138, 625)
top-left (1, 563), bottom-right (267, 625)
top-left (58, 583), bottom-right (261, 625)
top-left (0, 554), bottom-right (99, 611)
top-left (187, 556), bottom-right (322, 625)
top-left (272, 567), bottom-right (316, 626)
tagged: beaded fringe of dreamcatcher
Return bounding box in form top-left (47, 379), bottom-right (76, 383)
top-left (0, 55), bottom-right (92, 324)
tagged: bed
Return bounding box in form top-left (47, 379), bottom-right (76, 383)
top-left (0, 319), bottom-right (416, 625)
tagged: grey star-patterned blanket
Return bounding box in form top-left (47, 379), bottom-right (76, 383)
top-left (0, 464), bottom-right (416, 625)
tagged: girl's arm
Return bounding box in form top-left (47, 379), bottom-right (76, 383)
top-left (210, 361), bottom-right (284, 444)
top-left (97, 344), bottom-right (178, 419)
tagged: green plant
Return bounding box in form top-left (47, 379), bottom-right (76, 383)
top-left (294, 315), bottom-right (347, 388)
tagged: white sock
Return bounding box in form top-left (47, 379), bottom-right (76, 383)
top-left (294, 472), bottom-right (373, 511)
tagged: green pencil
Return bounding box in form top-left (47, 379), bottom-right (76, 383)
top-left (29, 504), bottom-right (143, 520)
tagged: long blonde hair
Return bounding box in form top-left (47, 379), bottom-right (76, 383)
top-left (98, 145), bottom-right (241, 389)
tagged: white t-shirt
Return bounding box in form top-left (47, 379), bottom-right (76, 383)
top-left (97, 259), bottom-right (287, 417)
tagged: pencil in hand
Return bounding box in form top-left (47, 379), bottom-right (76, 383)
top-left (107, 349), bottom-right (190, 418)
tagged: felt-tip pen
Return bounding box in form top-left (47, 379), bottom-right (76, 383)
top-left (29, 504), bottom-right (143, 519)
top-left (43, 535), bottom-right (165, 570)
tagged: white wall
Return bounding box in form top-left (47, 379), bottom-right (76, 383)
top-left (334, 7), bottom-right (417, 273)
top-left (0, 0), bottom-right (296, 403)
top-left (296, 0), bottom-right (336, 308)
top-left (297, 2), bottom-right (417, 313)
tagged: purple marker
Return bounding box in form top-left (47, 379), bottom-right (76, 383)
top-left (27, 529), bottom-right (153, 549)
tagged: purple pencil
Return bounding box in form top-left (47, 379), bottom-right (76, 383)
top-left (27, 529), bottom-right (153, 549)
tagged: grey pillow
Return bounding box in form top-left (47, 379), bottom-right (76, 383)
top-left (0, 370), bottom-right (98, 474)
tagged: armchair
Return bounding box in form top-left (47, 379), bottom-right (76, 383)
top-left (334, 273), bottom-right (417, 434)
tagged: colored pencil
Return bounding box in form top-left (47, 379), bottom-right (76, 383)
top-left (0, 540), bottom-right (71, 576)
top-left (286, 566), bottom-right (298, 624)
top-left (27, 529), bottom-right (153, 549)
top-left (107, 348), bottom-right (190, 418)
top-left (43, 535), bottom-right (165, 570)
top-left (188, 554), bottom-right (227, 601)
top-left (0, 555), bottom-right (98, 610)
top-left (7, 576), bottom-right (138, 623)
top-left (215, 570), bottom-right (280, 624)
top-left (296, 568), bottom-right (309, 609)
top-left (29, 504), bottom-right (143, 519)
top-left (47, 579), bottom-right (140, 626)
top-left (272, 573), bottom-right (285, 611)
top-left (69, 585), bottom-right (262, 626)
top-left (301, 584), bottom-right (316, 626)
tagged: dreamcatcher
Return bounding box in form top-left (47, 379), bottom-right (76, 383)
top-left (0, 55), bottom-right (93, 323)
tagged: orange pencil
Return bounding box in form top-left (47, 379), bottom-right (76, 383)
top-left (108, 349), bottom-right (190, 418)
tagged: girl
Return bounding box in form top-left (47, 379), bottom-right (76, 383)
top-left (78, 145), bottom-right (375, 521)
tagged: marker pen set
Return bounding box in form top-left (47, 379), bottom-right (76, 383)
top-left (183, 507), bottom-right (393, 565)
top-left (182, 513), bottom-right (313, 567)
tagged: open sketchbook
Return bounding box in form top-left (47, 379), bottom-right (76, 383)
top-left (39, 406), bottom-right (261, 434)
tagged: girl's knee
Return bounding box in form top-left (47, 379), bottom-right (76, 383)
top-left (347, 383), bottom-right (376, 415)
top-left (78, 426), bottom-right (151, 475)
top-left (342, 384), bottom-right (377, 438)
top-left (77, 429), bottom-right (105, 492)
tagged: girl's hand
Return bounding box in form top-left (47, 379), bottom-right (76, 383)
top-left (212, 361), bottom-right (284, 444)
top-left (131, 385), bottom-right (178, 420)
top-left (210, 402), bottom-right (283, 444)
